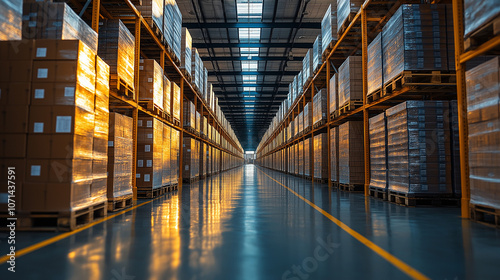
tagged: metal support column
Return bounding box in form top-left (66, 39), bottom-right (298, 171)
top-left (91, 0), bottom-right (100, 33)
top-left (452, 0), bottom-right (470, 218)
top-left (178, 79), bottom-right (184, 189)
top-left (132, 17), bottom-right (141, 200)
top-left (361, 9), bottom-right (370, 197)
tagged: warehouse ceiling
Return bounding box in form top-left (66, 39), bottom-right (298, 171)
top-left (177, 0), bottom-right (330, 151)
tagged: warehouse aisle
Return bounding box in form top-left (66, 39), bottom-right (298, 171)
top-left (1, 164), bottom-right (500, 279)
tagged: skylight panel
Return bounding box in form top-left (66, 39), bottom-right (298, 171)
top-left (240, 48), bottom-right (259, 55)
top-left (237, 0), bottom-right (263, 19)
top-left (243, 86), bottom-right (256, 92)
top-left (239, 28), bottom-right (261, 42)
top-left (242, 75), bottom-right (257, 82)
top-left (242, 61), bottom-right (258, 71)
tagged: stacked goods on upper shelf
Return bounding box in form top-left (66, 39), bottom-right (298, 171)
top-left (183, 137), bottom-right (199, 180)
top-left (0, 39), bottom-right (109, 212)
top-left (339, 121), bottom-right (364, 186)
top-left (314, 133), bottom-right (328, 180)
top-left (386, 101), bottom-right (457, 196)
top-left (183, 99), bottom-right (196, 131)
top-left (98, 20), bottom-right (135, 94)
top-left (321, 4), bottom-right (338, 55)
top-left (290, 78), bottom-right (296, 103)
top-left (466, 57), bottom-right (500, 210)
top-left (329, 74), bottom-right (338, 117)
top-left (313, 35), bottom-right (322, 73)
top-left (136, 117), bottom-right (163, 191)
top-left (298, 111), bottom-right (304, 136)
top-left (382, 4), bottom-right (454, 86)
top-left (0, 0), bottom-right (21, 40)
top-left (172, 82), bottom-right (181, 122)
top-left (191, 48), bottom-right (203, 93)
top-left (22, 1), bottom-right (98, 53)
top-left (303, 49), bottom-right (314, 86)
top-left (203, 68), bottom-right (209, 100)
top-left (180, 28), bottom-right (192, 76)
top-left (464, 0), bottom-right (500, 39)
top-left (108, 113), bottom-right (134, 201)
top-left (138, 0), bottom-right (164, 34)
top-left (164, 0), bottom-right (182, 62)
top-left (330, 127), bottom-right (339, 183)
top-left (297, 71), bottom-right (303, 95)
top-left (139, 59), bottom-right (163, 112)
top-left (195, 111), bottom-right (201, 135)
top-left (368, 113), bottom-right (387, 192)
top-left (367, 33), bottom-right (382, 97)
top-left (313, 89), bottom-right (328, 127)
top-left (163, 75), bottom-right (171, 117)
top-left (338, 56), bottom-right (362, 110)
top-left (337, 0), bottom-right (363, 33)
top-left (303, 102), bottom-right (312, 132)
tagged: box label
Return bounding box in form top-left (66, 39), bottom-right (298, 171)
top-left (56, 116), bottom-right (72, 133)
top-left (64, 87), bottom-right (75, 97)
top-left (147, 121), bottom-right (152, 127)
top-left (147, 133), bottom-right (152, 139)
top-left (108, 141), bottom-right (114, 147)
top-left (31, 165), bottom-right (41, 176)
top-left (138, 160), bottom-right (143, 167)
top-left (146, 160), bottom-right (152, 167)
top-left (33, 122), bottom-right (44, 133)
top-left (136, 174), bottom-right (141, 178)
top-left (145, 145), bottom-right (150, 152)
top-left (34, 89), bottom-right (45, 99)
top-left (144, 174), bottom-right (150, 182)
top-left (36, 47), bottom-right (47, 58)
top-left (138, 120), bottom-right (142, 126)
top-left (37, 68), bottom-right (48, 79)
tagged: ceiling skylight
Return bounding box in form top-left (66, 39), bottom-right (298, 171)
top-left (237, 0), bottom-right (263, 20)
top-left (242, 61), bottom-right (258, 71)
top-left (242, 75), bottom-right (257, 82)
top-left (243, 86), bottom-right (256, 92)
top-left (239, 28), bottom-right (261, 42)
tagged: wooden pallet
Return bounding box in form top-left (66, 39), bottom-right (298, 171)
top-left (313, 178), bottom-right (329, 184)
top-left (388, 191), bottom-right (459, 207)
top-left (1, 202), bottom-right (107, 231)
top-left (313, 119), bottom-right (326, 129)
top-left (369, 187), bottom-right (388, 201)
top-left (322, 41), bottom-right (336, 60)
top-left (184, 126), bottom-right (196, 135)
top-left (303, 127), bottom-right (312, 134)
top-left (339, 183), bottom-right (364, 192)
top-left (181, 69), bottom-right (192, 82)
top-left (108, 194), bottom-right (134, 212)
top-left (470, 204), bottom-right (500, 228)
top-left (143, 18), bottom-right (164, 43)
top-left (384, 70), bottom-right (456, 95)
top-left (338, 12), bottom-right (358, 36)
top-left (334, 100), bottom-right (363, 118)
top-left (139, 100), bottom-right (163, 117)
top-left (137, 184), bottom-right (172, 199)
top-left (183, 176), bottom-right (199, 184)
top-left (464, 16), bottom-right (500, 52)
top-left (366, 88), bottom-right (384, 104)
top-left (110, 76), bottom-right (135, 99)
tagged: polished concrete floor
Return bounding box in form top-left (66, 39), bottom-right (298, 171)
top-left (1, 164), bottom-right (500, 279)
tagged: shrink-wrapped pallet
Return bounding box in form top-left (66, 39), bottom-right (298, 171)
top-left (313, 35), bottom-right (322, 73)
top-left (303, 49), bottom-right (313, 87)
top-left (303, 102), bottom-right (313, 131)
top-left (369, 113), bottom-right (387, 190)
top-left (464, 0), bottom-right (500, 38)
top-left (329, 74), bottom-right (338, 115)
top-left (183, 99), bottom-right (196, 130)
top-left (164, 0), bottom-right (182, 62)
top-left (163, 75), bottom-right (171, 116)
top-left (314, 133), bottom-right (328, 180)
top-left (313, 89), bottom-right (328, 126)
top-left (162, 125), bottom-right (171, 186)
top-left (107, 113), bottom-right (133, 199)
top-left (338, 56), bottom-right (362, 109)
top-left (367, 33), bottom-right (382, 96)
top-left (304, 138), bottom-right (311, 177)
top-left (321, 4), bottom-right (338, 55)
top-left (137, 117), bottom-right (163, 191)
top-left (139, 59), bottom-right (163, 110)
top-left (339, 121), bottom-right (364, 185)
top-left (172, 82), bottom-right (181, 121)
top-left (337, 0), bottom-right (363, 33)
top-left (171, 128), bottom-right (180, 185)
top-left (330, 127), bottom-right (339, 182)
top-left (0, 0), bottom-right (21, 40)
top-left (137, 0), bottom-right (163, 33)
top-left (181, 27), bottom-right (192, 76)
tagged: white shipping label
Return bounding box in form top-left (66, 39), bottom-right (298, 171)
top-left (33, 122), bottom-right (44, 133)
top-left (31, 165), bottom-right (41, 176)
top-left (108, 141), bottom-right (114, 147)
top-left (144, 174), bottom-right (150, 182)
top-left (34, 89), bottom-right (45, 99)
top-left (145, 145), bottom-right (151, 152)
top-left (138, 120), bottom-right (143, 126)
top-left (64, 87), bottom-right (75, 97)
top-left (138, 160), bottom-right (143, 167)
top-left (148, 78), bottom-right (153, 83)
top-left (37, 68), bottom-right (48, 78)
top-left (139, 66), bottom-right (144, 70)
top-left (146, 160), bottom-right (152, 167)
top-left (29, 21), bottom-right (36, 27)
top-left (136, 174), bottom-right (141, 178)
top-left (147, 121), bottom-right (152, 127)
top-left (55, 116), bottom-right (72, 133)
top-left (147, 133), bottom-right (153, 139)
top-left (185, 165), bottom-right (189, 170)
top-left (36, 47), bottom-right (47, 57)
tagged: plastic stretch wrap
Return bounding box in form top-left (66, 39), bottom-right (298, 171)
top-left (108, 113), bottom-right (133, 199)
top-left (0, 0), bottom-right (21, 40)
top-left (464, 0), bottom-right (500, 38)
top-left (98, 19), bottom-right (135, 90)
top-left (139, 59), bottom-right (164, 110)
top-left (22, 1), bottom-right (98, 53)
top-left (338, 56), bottom-right (362, 108)
top-left (183, 137), bottom-right (196, 179)
top-left (337, 0), bottom-right (363, 33)
top-left (449, 100), bottom-right (461, 195)
top-left (171, 129), bottom-right (180, 185)
top-left (329, 74), bottom-right (338, 115)
top-left (297, 71), bottom-right (303, 94)
top-left (321, 4), bottom-right (338, 55)
top-left (369, 113), bottom-right (387, 190)
top-left (181, 28), bottom-right (192, 75)
top-left (303, 49), bottom-right (313, 86)
top-left (339, 121), bottom-right (364, 185)
top-left (298, 141), bottom-right (304, 176)
top-left (183, 100), bottom-right (195, 130)
top-left (172, 82), bottom-right (181, 120)
top-left (163, 76), bottom-right (171, 115)
top-left (330, 125), bottom-right (339, 181)
top-left (199, 143), bottom-right (206, 177)
top-left (137, 117), bottom-right (163, 190)
top-left (313, 89), bottom-right (327, 126)
top-left (203, 68), bottom-right (209, 100)
top-left (313, 36), bottom-right (323, 73)
top-left (164, 0), bottom-right (182, 61)
top-left (314, 133), bottom-right (328, 179)
top-left (367, 33), bottom-right (382, 96)
top-left (195, 111), bottom-right (201, 133)
top-left (386, 101), bottom-right (453, 195)
top-left (382, 4), bottom-right (452, 84)
top-left (298, 111), bottom-right (304, 135)
top-left (289, 82), bottom-right (295, 104)
top-left (303, 102), bottom-right (312, 131)
top-left (191, 48), bottom-right (202, 91)
top-left (138, 0), bottom-right (163, 35)
top-left (162, 125), bottom-right (171, 186)
top-left (466, 57), bottom-right (500, 209)
top-left (304, 138), bottom-right (311, 176)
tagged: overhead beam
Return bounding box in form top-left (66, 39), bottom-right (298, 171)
top-left (193, 42), bottom-right (311, 48)
top-left (201, 56), bottom-right (305, 61)
top-left (183, 22), bottom-right (320, 29)
top-left (214, 90), bottom-right (288, 95)
top-left (208, 70), bottom-right (299, 76)
top-left (211, 83), bottom-right (289, 87)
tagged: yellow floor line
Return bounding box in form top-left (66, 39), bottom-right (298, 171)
top-left (0, 195), bottom-right (167, 264)
top-left (257, 167), bottom-right (430, 280)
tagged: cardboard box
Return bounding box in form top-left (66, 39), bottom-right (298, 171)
top-left (0, 105), bottom-right (29, 133)
top-left (0, 82), bottom-right (31, 106)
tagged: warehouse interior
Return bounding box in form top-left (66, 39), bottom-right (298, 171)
top-left (0, 0), bottom-right (500, 279)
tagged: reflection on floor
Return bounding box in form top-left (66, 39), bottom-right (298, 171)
top-left (1, 164), bottom-right (500, 279)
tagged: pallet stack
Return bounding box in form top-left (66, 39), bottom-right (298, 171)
top-left (337, 0), bottom-right (363, 34)
top-left (313, 89), bottom-right (328, 127)
top-left (367, 33), bottom-right (382, 99)
top-left (329, 74), bottom-right (338, 117)
top-left (180, 28), bottom-right (192, 76)
top-left (321, 4), bottom-right (337, 55)
top-left (313, 35), bottom-right (322, 73)
top-left (0, 0), bottom-right (21, 40)
top-left (338, 56), bottom-right (362, 112)
top-left (313, 133), bottom-right (328, 180)
top-left (339, 121), bottom-right (364, 188)
top-left (139, 59), bottom-right (164, 113)
top-left (368, 113), bottom-right (388, 196)
top-left (330, 127), bottom-right (339, 185)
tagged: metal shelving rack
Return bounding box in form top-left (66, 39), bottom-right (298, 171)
top-left (256, 0), bottom-right (482, 212)
top-left (72, 0), bottom-right (244, 199)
